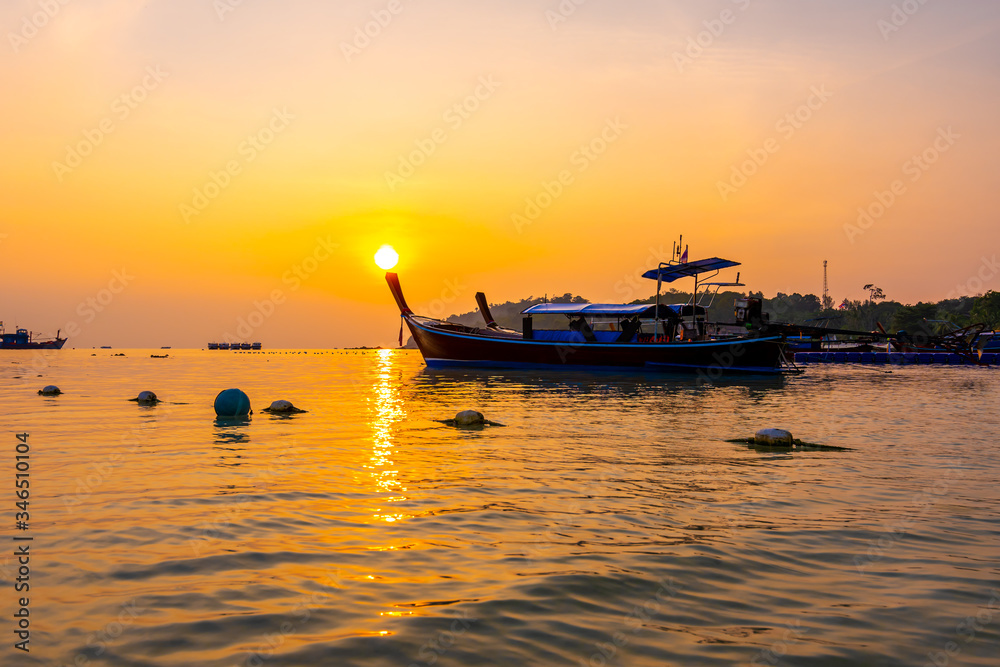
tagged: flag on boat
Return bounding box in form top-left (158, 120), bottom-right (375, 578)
top-left (680, 245), bottom-right (688, 263)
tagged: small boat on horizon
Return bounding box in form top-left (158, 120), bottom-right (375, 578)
top-left (386, 242), bottom-right (788, 375)
top-left (207, 341), bottom-right (262, 350)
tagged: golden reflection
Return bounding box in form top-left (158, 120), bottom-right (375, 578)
top-left (366, 349), bottom-right (409, 522)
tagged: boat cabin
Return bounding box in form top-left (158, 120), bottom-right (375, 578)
top-left (0, 328), bottom-right (32, 346)
top-left (520, 303), bottom-right (707, 343)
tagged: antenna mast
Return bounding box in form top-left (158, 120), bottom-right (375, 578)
top-left (822, 260), bottom-right (831, 310)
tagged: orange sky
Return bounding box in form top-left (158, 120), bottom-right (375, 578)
top-left (2, 0), bottom-right (999, 348)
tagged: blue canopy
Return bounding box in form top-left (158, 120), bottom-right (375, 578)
top-left (521, 303), bottom-right (704, 317)
top-left (642, 258), bottom-right (740, 283)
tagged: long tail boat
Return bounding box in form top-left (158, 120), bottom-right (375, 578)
top-left (385, 247), bottom-right (787, 375)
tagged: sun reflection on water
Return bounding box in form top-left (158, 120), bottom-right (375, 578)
top-left (366, 349), bottom-right (411, 523)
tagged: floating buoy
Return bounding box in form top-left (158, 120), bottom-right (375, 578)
top-left (754, 428), bottom-right (793, 447)
top-left (214, 388), bottom-right (251, 417)
top-left (129, 391), bottom-right (160, 405)
top-left (437, 410), bottom-right (505, 428)
top-left (726, 432), bottom-right (852, 452)
top-left (38, 385), bottom-right (62, 396)
top-left (455, 410), bottom-right (485, 426)
top-left (262, 400), bottom-right (306, 414)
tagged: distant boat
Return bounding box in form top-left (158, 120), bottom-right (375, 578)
top-left (207, 341), bottom-right (262, 350)
top-left (0, 324), bottom-right (67, 350)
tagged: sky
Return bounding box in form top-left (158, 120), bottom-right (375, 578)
top-left (1, 0), bottom-right (999, 348)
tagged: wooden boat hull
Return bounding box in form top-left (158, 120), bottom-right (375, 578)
top-left (0, 339), bottom-right (66, 350)
top-left (405, 315), bottom-right (785, 374)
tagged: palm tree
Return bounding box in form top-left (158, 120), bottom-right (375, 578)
top-left (863, 284), bottom-right (885, 330)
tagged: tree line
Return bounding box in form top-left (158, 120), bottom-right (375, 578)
top-left (440, 289), bottom-right (1000, 337)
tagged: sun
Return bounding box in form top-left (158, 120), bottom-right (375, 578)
top-left (374, 245), bottom-right (399, 270)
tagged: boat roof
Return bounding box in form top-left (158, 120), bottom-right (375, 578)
top-left (521, 303), bottom-right (704, 317)
top-left (642, 258), bottom-right (740, 282)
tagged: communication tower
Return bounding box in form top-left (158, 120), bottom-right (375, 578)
top-left (822, 260), bottom-right (832, 310)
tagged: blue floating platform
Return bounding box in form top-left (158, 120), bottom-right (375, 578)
top-left (793, 349), bottom-right (993, 366)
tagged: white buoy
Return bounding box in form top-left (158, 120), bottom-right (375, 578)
top-left (437, 410), bottom-right (503, 428)
top-left (754, 428), bottom-right (794, 446)
top-left (262, 400), bottom-right (306, 414)
top-left (38, 385), bottom-right (61, 396)
top-left (454, 410), bottom-right (485, 426)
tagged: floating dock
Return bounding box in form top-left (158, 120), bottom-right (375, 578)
top-left (793, 351), bottom-right (996, 366)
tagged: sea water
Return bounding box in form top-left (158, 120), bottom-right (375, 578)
top-left (1, 349), bottom-right (998, 666)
